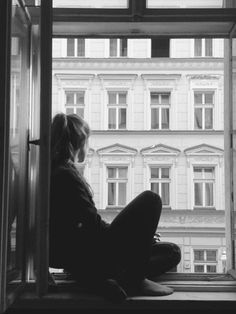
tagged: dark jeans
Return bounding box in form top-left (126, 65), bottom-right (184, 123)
top-left (106, 190), bottom-right (181, 284)
top-left (70, 191), bottom-right (181, 285)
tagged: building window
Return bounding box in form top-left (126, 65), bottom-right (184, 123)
top-left (194, 38), bottom-right (213, 57)
top-left (108, 91), bottom-right (127, 129)
top-left (107, 167), bottom-right (128, 207)
top-left (194, 167), bottom-right (215, 208)
top-left (109, 38), bottom-right (127, 57)
top-left (150, 167), bottom-right (170, 206)
top-left (150, 92), bottom-right (170, 129)
top-left (151, 38), bottom-right (170, 57)
top-left (65, 91), bottom-right (85, 118)
top-left (193, 249), bottom-right (217, 273)
top-left (67, 38), bottom-right (85, 57)
top-left (194, 91), bottom-right (214, 130)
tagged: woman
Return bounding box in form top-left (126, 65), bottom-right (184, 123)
top-left (50, 113), bottom-right (181, 302)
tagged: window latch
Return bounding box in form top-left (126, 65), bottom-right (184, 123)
top-left (27, 138), bottom-right (40, 151)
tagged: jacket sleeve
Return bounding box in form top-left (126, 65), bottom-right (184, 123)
top-left (53, 168), bottom-right (110, 235)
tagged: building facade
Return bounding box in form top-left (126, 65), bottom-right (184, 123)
top-left (52, 37), bottom-right (226, 274)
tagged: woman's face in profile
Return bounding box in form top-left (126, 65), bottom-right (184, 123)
top-left (76, 138), bottom-right (89, 163)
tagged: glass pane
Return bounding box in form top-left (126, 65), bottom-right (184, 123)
top-left (67, 38), bottom-right (75, 56)
top-left (161, 94), bottom-right (170, 105)
top-left (118, 183), bottom-right (126, 205)
top-left (194, 250), bottom-right (204, 261)
top-left (151, 183), bottom-right (159, 194)
top-left (66, 92), bottom-right (74, 105)
top-left (162, 183), bottom-right (169, 205)
top-left (204, 168), bottom-right (214, 179)
top-left (118, 167), bottom-right (127, 178)
top-left (77, 38), bottom-right (85, 57)
top-left (151, 167), bottom-right (159, 178)
top-left (76, 92), bottom-right (84, 105)
top-left (194, 38), bottom-right (202, 57)
top-left (108, 183), bottom-right (116, 205)
top-left (194, 108), bottom-right (202, 129)
top-left (110, 39), bottom-right (117, 57)
top-left (194, 168), bottom-right (202, 179)
top-left (206, 250), bottom-right (217, 261)
top-left (194, 93), bottom-right (202, 104)
top-left (151, 92), bottom-right (159, 105)
top-left (108, 108), bottom-right (116, 129)
top-left (205, 108), bottom-right (213, 129)
top-left (161, 168), bottom-right (169, 178)
top-left (54, 0), bottom-right (128, 8)
top-left (66, 108), bottom-right (74, 114)
top-left (205, 39), bottom-right (213, 57)
top-left (195, 183), bottom-right (203, 206)
top-left (119, 108), bottom-right (126, 129)
top-left (205, 183), bottom-right (213, 206)
top-left (205, 92), bottom-right (214, 104)
top-left (120, 38), bottom-right (127, 57)
top-left (194, 265), bottom-right (204, 273)
top-left (76, 108), bottom-right (84, 118)
top-left (118, 92), bottom-right (127, 104)
top-left (108, 92), bottom-right (116, 104)
top-left (151, 108), bottom-right (159, 129)
top-left (207, 265), bottom-right (217, 273)
top-left (147, 0), bottom-right (224, 8)
top-left (108, 167), bottom-right (116, 178)
top-left (161, 108), bottom-right (169, 129)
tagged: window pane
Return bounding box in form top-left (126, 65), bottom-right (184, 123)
top-left (151, 93), bottom-right (159, 105)
top-left (161, 94), bottom-right (170, 105)
top-left (151, 167), bottom-right (159, 178)
top-left (161, 168), bottom-right (169, 178)
top-left (151, 108), bottom-right (159, 129)
top-left (207, 265), bottom-right (217, 273)
top-left (205, 108), bottom-right (213, 129)
top-left (118, 183), bottom-right (126, 205)
top-left (162, 183), bottom-right (169, 205)
top-left (195, 183), bottom-right (203, 206)
top-left (205, 92), bottom-right (214, 104)
top-left (151, 183), bottom-right (159, 194)
top-left (206, 250), bottom-right (217, 261)
top-left (119, 108), bottom-right (126, 129)
top-left (108, 92), bottom-right (116, 104)
top-left (194, 168), bottom-right (203, 179)
top-left (204, 168), bottom-right (214, 179)
top-left (108, 167), bottom-right (116, 178)
top-left (76, 108), bottom-right (84, 118)
top-left (108, 182), bottom-right (116, 205)
top-left (110, 39), bottom-right (117, 57)
top-left (194, 265), bottom-right (205, 273)
top-left (66, 108), bottom-right (74, 114)
top-left (194, 38), bottom-right (202, 57)
top-left (205, 38), bottom-right (213, 57)
top-left (205, 183), bottom-right (213, 206)
top-left (194, 250), bottom-right (204, 261)
top-left (118, 92), bottom-right (127, 104)
top-left (76, 92), bottom-right (84, 105)
top-left (77, 38), bottom-right (85, 57)
top-left (194, 93), bottom-right (202, 104)
top-left (67, 38), bottom-right (75, 56)
top-left (120, 38), bottom-right (127, 57)
top-left (194, 108), bottom-right (202, 129)
top-left (66, 92), bottom-right (74, 105)
top-left (108, 108), bottom-right (116, 129)
top-left (118, 167), bottom-right (127, 178)
top-left (161, 108), bottom-right (169, 129)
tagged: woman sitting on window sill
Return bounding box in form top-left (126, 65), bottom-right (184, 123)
top-left (50, 113), bottom-right (181, 303)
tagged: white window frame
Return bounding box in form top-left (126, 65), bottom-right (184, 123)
top-left (150, 91), bottom-right (171, 130)
top-left (191, 247), bottom-right (220, 273)
top-left (109, 38), bottom-right (128, 57)
top-left (64, 90), bottom-right (85, 118)
top-left (193, 91), bottom-right (215, 130)
top-left (192, 38), bottom-right (214, 57)
top-left (107, 91), bottom-right (128, 130)
top-left (193, 166), bottom-right (215, 209)
top-left (66, 38), bottom-right (86, 57)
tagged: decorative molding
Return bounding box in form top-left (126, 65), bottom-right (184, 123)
top-left (98, 74), bottom-right (138, 89)
top-left (141, 144), bottom-right (180, 167)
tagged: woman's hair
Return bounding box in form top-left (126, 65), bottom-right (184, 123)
top-left (51, 113), bottom-right (90, 165)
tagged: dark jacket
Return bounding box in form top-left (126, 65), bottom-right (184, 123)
top-left (49, 163), bottom-right (110, 271)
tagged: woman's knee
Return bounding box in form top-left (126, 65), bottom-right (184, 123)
top-left (142, 190), bottom-right (162, 212)
top-left (170, 243), bottom-right (181, 265)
